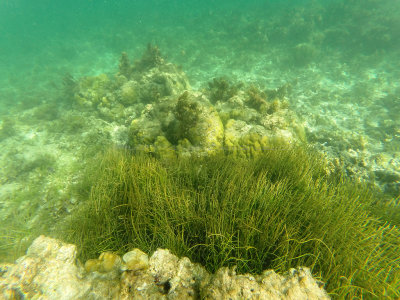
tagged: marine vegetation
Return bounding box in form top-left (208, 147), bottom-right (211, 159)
top-left (60, 143), bottom-right (400, 299)
top-left (117, 43), bottom-right (165, 79)
top-left (62, 73), bottom-right (78, 103)
top-left (167, 91), bottom-right (201, 144)
top-left (133, 43), bottom-right (165, 74)
top-left (246, 84), bottom-right (269, 112)
top-left (245, 85), bottom-right (289, 115)
top-left (0, 117), bottom-right (16, 140)
top-left (118, 52), bottom-right (131, 78)
top-left (207, 77), bottom-right (242, 104)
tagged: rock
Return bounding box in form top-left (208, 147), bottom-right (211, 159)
top-left (202, 267), bottom-right (328, 300)
top-left (0, 235), bottom-right (92, 299)
top-left (98, 252), bottom-right (122, 273)
top-left (0, 236), bottom-right (330, 299)
top-left (0, 236), bottom-right (119, 299)
top-left (71, 47), bottom-right (305, 159)
top-left (129, 90), bottom-right (224, 157)
top-left (84, 252), bottom-right (122, 276)
top-left (122, 248), bottom-right (149, 272)
top-left (121, 248), bottom-right (209, 299)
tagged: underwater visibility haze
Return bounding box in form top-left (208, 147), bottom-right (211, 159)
top-left (0, 0), bottom-right (400, 298)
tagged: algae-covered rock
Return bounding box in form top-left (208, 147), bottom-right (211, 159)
top-left (201, 266), bottom-right (328, 300)
top-left (122, 248), bottom-right (149, 272)
top-left (0, 236), bottom-right (330, 299)
top-left (0, 235), bottom-right (116, 299)
top-left (127, 81), bottom-right (303, 158)
top-left (72, 45), bottom-right (190, 121)
top-left (207, 77), bottom-right (242, 104)
top-left (74, 73), bottom-right (113, 109)
top-left (98, 252), bottom-right (122, 273)
top-left (223, 118), bottom-right (294, 158)
top-left (135, 64), bottom-right (190, 104)
top-left (211, 83), bottom-right (304, 157)
top-left (126, 77), bottom-right (304, 159)
top-left (129, 90), bottom-right (224, 157)
top-left (119, 80), bottom-right (138, 106)
top-left (70, 45), bottom-right (305, 158)
top-left (171, 91), bottom-right (224, 155)
top-left (122, 249), bottom-right (329, 299)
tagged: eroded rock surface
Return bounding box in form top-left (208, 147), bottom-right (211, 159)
top-left (0, 236), bottom-right (330, 299)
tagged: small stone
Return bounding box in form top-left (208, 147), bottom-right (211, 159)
top-left (84, 259), bottom-right (101, 273)
top-left (98, 252), bottom-right (121, 273)
top-left (122, 249), bottom-right (149, 272)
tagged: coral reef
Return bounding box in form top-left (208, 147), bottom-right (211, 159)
top-left (72, 45), bottom-right (190, 126)
top-left (2, 44), bottom-right (397, 299)
top-left (67, 46), bottom-right (304, 158)
top-left (2, 2), bottom-right (400, 297)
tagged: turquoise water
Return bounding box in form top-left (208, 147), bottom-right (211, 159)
top-left (1, 1), bottom-right (273, 112)
top-left (0, 0), bottom-right (399, 278)
top-left (1, 1), bottom-right (399, 104)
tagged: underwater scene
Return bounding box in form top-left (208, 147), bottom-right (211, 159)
top-left (0, 0), bottom-right (400, 298)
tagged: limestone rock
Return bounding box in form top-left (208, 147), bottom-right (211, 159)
top-left (202, 267), bottom-right (329, 300)
top-left (0, 236), bottom-right (119, 299)
top-left (0, 235), bottom-right (87, 299)
top-left (0, 236), bottom-right (330, 299)
top-left (128, 90), bottom-right (224, 157)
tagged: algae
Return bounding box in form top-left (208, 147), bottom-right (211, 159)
top-left (207, 77), bottom-right (242, 104)
top-left (0, 117), bottom-right (16, 140)
top-left (60, 145), bottom-right (400, 299)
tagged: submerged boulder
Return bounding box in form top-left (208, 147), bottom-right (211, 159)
top-left (0, 236), bottom-right (330, 299)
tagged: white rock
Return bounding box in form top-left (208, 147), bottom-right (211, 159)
top-left (1, 236), bottom-right (330, 300)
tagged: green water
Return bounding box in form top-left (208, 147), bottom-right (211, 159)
top-left (0, 0), bottom-right (399, 297)
top-left (2, 0), bottom-right (398, 111)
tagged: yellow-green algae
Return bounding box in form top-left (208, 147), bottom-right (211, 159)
top-left (58, 48), bottom-right (400, 298)
top-left (60, 144), bottom-right (400, 299)
top-left (84, 252), bottom-right (121, 274)
top-left (74, 73), bottom-right (113, 109)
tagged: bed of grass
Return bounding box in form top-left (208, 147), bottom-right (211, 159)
top-left (60, 143), bottom-right (400, 299)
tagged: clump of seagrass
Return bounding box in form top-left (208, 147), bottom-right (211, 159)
top-left (207, 77), bottom-right (242, 104)
top-left (61, 144), bottom-right (400, 299)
